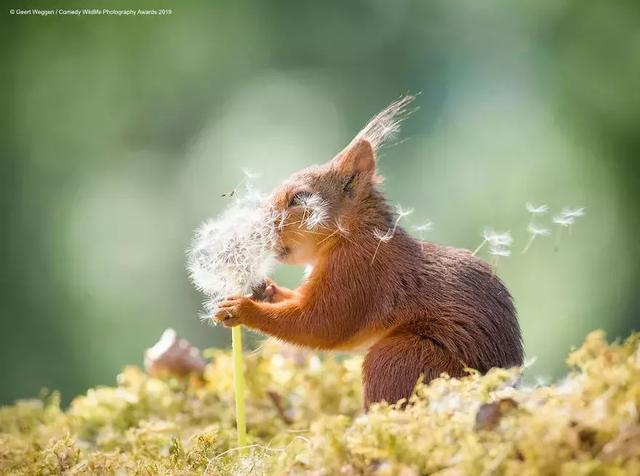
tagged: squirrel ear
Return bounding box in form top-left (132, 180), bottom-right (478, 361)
top-left (331, 139), bottom-right (375, 174)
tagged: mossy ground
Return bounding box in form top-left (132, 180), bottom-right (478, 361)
top-left (1, 331), bottom-right (639, 475)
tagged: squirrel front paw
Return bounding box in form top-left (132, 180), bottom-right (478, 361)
top-left (213, 296), bottom-right (254, 327)
top-left (252, 278), bottom-right (287, 303)
top-left (262, 282), bottom-right (281, 303)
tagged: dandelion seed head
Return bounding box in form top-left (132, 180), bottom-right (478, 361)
top-left (482, 228), bottom-right (513, 247)
top-left (373, 227), bottom-right (394, 242)
top-left (525, 203), bottom-right (549, 215)
top-left (395, 205), bottom-right (414, 219)
top-left (187, 184), bottom-right (277, 314)
top-left (481, 227), bottom-right (495, 242)
top-left (552, 215), bottom-right (575, 227)
top-left (241, 168), bottom-right (259, 180)
top-left (481, 227), bottom-right (513, 258)
top-left (414, 221), bottom-right (433, 233)
top-left (527, 224), bottom-right (551, 237)
top-left (298, 194), bottom-right (330, 230)
top-left (553, 206), bottom-right (585, 227)
top-left (560, 207), bottom-right (586, 218)
top-left (490, 246), bottom-right (512, 257)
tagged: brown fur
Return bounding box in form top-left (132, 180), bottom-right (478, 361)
top-left (215, 97), bottom-right (523, 409)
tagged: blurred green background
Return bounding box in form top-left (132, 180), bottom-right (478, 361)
top-left (1, 0), bottom-right (639, 404)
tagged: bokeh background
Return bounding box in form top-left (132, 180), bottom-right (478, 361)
top-left (2, 0), bottom-right (639, 405)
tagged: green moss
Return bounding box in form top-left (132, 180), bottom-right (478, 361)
top-left (1, 331), bottom-right (639, 475)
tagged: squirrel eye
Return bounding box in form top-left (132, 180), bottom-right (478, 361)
top-left (288, 191), bottom-right (313, 208)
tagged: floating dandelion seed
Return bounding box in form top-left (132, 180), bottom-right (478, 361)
top-left (552, 215), bottom-right (574, 227)
top-left (373, 228), bottom-right (394, 242)
top-left (552, 206), bottom-right (585, 249)
top-left (526, 202), bottom-right (549, 228)
top-left (483, 229), bottom-right (513, 269)
top-left (528, 224), bottom-right (551, 237)
top-left (487, 231), bottom-right (513, 247)
top-left (561, 207), bottom-right (585, 218)
top-left (472, 233), bottom-right (489, 256)
top-left (241, 168), bottom-right (259, 180)
top-left (490, 247), bottom-right (511, 257)
top-left (522, 224), bottom-right (551, 254)
top-left (318, 217), bottom-right (353, 245)
top-left (524, 202), bottom-right (551, 253)
top-left (487, 231), bottom-right (513, 257)
top-left (396, 205), bottom-right (414, 219)
top-left (526, 203), bottom-right (549, 216)
top-left (553, 207), bottom-right (586, 228)
top-left (414, 221), bottom-right (433, 233)
top-left (414, 221), bottom-right (433, 252)
top-left (370, 204), bottom-right (413, 264)
top-left (298, 194), bottom-right (330, 230)
top-left (221, 169), bottom-right (260, 198)
top-left (473, 228), bottom-right (513, 256)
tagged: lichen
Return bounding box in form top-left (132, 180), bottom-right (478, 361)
top-left (1, 331), bottom-right (639, 475)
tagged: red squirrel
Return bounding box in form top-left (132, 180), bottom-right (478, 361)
top-left (214, 96), bottom-right (523, 408)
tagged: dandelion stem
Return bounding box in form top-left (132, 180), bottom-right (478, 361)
top-left (317, 228), bottom-right (340, 244)
top-left (370, 238), bottom-right (384, 265)
top-left (522, 235), bottom-right (536, 254)
top-left (370, 212), bottom-right (406, 265)
top-left (472, 239), bottom-right (487, 256)
top-left (231, 326), bottom-right (247, 455)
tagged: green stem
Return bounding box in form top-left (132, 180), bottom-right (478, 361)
top-left (231, 326), bottom-right (247, 454)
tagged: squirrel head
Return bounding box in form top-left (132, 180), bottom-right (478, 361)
top-left (268, 95), bottom-right (416, 265)
top-left (269, 139), bottom-right (377, 264)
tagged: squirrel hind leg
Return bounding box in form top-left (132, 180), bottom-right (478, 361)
top-left (362, 329), bottom-right (464, 410)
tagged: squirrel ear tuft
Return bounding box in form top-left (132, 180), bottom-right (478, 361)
top-left (331, 139), bottom-right (375, 174)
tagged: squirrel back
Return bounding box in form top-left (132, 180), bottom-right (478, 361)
top-left (282, 186), bottom-right (522, 370)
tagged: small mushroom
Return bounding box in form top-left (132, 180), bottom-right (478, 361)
top-left (144, 328), bottom-right (206, 378)
top-left (475, 398), bottom-right (518, 431)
